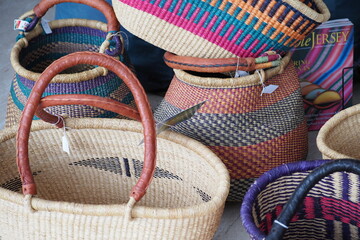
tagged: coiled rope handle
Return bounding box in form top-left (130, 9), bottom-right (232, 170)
top-left (19, 0), bottom-right (122, 56)
top-left (16, 52), bottom-right (156, 216)
top-left (266, 159), bottom-right (360, 240)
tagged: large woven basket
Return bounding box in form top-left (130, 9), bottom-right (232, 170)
top-left (0, 52), bottom-right (230, 239)
top-left (241, 159), bottom-right (360, 240)
top-left (113, 0), bottom-right (330, 58)
top-left (317, 104), bottom-right (360, 159)
top-left (7, 0), bottom-right (134, 128)
top-left (154, 52), bottom-right (308, 201)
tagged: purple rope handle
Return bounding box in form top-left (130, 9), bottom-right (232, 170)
top-left (240, 159), bottom-right (330, 240)
top-left (24, 16), bottom-right (39, 32)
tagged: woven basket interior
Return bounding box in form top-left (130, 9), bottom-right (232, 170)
top-left (0, 124), bottom-right (221, 208)
top-left (252, 171), bottom-right (360, 239)
top-left (19, 26), bottom-right (106, 74)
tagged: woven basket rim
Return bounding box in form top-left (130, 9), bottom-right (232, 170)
top-left (240, 159), bottom-right (330, 239)
top-left (173, 53), bottom-right (292, 88)
top-left (0, 118), bottom-right (230, 219)
top-left (11, 19), bottom-right (109, 83)
top-left (317, 104), bottom-right (360, 159)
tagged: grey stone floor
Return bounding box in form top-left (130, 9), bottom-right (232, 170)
top-left (0, 1), bottom-right (357, 239)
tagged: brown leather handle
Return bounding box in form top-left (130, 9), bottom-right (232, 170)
top-left (163, 52), bottom-right (281, 73)
top-left (36, 94), bottom-right (141, 128)
top-left (33, 0), bottom-right (120, 32)
top-left (16, 52), bottom-right (156, 202)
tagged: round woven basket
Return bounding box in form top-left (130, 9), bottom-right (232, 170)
top-left (241, 159), bottom-right (360, 240)
top-left (317, 104), bottom-right (360, 159)
top-left (7, 0), bottom-right (134, 128)
top-left (0, 51), bottom-right (230, 239)
top-left (154, 53), bottom-right (308, 201)
top-left (113, 0), bottom-right (330, 58)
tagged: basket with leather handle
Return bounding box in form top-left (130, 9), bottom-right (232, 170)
top-left (241, 158), bottom-right (360, 240)
top-left (0, 52), bottom-right (230, 239)
top-left (6, 0), bottom-right (134, 128)
top-left (154, 52), bottom-right (308, 201)
top-left (113, 0), bottom-right (330, 58)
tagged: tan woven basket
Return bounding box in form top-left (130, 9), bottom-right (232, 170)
top-left (317, 104), bottom-right (360, 159)
top-left (0, 52), bottom-right (230, 239)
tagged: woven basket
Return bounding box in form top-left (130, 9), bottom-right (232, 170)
top-left (317, 104), bottom-right (360, 159)
top-left (241, 159), bottom-right (360, 240)
top-left (6, 0), bottom-right (134, 128)
top-left (113, 0), bottom-right (330, 58)
top-left (154, 53), bottom-right (308, 201)
top-left (0, 52), bottom-right (230, 239)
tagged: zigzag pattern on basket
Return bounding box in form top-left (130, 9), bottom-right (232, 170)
top-left (120, 0), bottom-right (322, 57)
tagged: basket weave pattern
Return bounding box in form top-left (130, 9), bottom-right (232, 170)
top-left (154, 55), bottom-right (308, 201)
top-left (114, 0), bottom-right (330, 58)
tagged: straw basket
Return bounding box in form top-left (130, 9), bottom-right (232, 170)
top-left (112, 0), bottom-right (330, 58)
top-left (0, 52), bottom-right (230, 239)
top-left (241, 159), bottom-right (360, 240)
top-left (154, 52), bottom-right (308, 201)
top-left (317, 104), bottom-right (360, 159)
top-left (6, 0), bottom-right (134, 128)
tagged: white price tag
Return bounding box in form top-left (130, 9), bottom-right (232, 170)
top-left (14, 19), bottom-right (29, 31)
top-left (62, 134), bottom-right (70, 154)
top-left (261, 84), bottom-right (279, 94)
top-left (41, 18), bottom-right (52, 34)
top-left (234, 70), bottom-right (249, 78)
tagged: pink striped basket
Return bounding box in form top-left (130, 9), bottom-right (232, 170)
top-left (112, 0), bottom-right (330, 58)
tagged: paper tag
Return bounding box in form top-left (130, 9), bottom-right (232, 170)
top-left (41, 18), bottom-right (52, 34)
top-left (14, 19), bottom-right (29, 31)
top-left (62, 134), bottom-right (70, 154)
top-left (234, 70), bottom-right (249, 78)
top-left (261, 84), bottom-right (279, 94)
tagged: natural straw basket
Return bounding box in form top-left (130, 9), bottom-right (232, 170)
top-left (0, 52), bottom-right (230, 239)
top-left (241, 159), bottom-right (360, 240)
top-left (6, 0), bottom-right (134, 128)
top-left (113, 0), bottom-right (330, 58)
top-left (317, 104), bottom-right (360, 159)
top-left (154, 52), bottom-right (308, 201)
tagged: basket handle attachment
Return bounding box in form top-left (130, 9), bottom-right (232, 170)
top-left (163, 52), bottom-right (282, 73)
top-left (22, 0), bottom-right (122, 56)
top-left (35, 94), bottom-right (141, 128)
top-left (266, 158), bottom-right (360, 240)
top-left (16, 52), bottom-right (156, 206)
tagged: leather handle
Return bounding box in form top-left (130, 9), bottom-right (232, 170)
top-left (32, 0), bottom-right (120, 32)
top-left (163, 52), bottom-right (281, 73)
top-left (36, 94), bottom-right (141, 128)
top-left (16, 52), bottom-right (156, 202)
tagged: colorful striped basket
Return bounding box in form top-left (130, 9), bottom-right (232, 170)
top-left (317, 104), bottom-right (360, 160)
top-left (6, 0), bottom-right (134, 128)
top-left (112, 0), bottom-right (330, 58)
top-left (154, 52), bottom-right (308, 201)
top-left (0, 51), bottom-right (230, 239)
top-left (241, 159), bottom-right (360, 240)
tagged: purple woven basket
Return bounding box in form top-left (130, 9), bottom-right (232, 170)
top-left (241, 159), bottom-right (360, 240)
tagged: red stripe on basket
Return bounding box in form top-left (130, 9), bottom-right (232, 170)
top-left (321, 197), bottom-right (360, 225)
top-left (208, 121), bottom-right (308, 179)
top-left (304, 196), bottom-right (316, 219)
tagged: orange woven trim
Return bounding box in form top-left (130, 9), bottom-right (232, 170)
top-left (209, 121), bottom-right (308, 179)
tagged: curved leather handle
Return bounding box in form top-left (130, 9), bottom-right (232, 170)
top-left (36, 94), bottom-right (141, 128)
top-left (163, 52), bottom-right (281, 73)
top-left (266, 159), bottom-right (360, 240)
top-left (16, 52), bottom-right (156, 202)
top-left (31, 0), bottom-right (119, 32)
